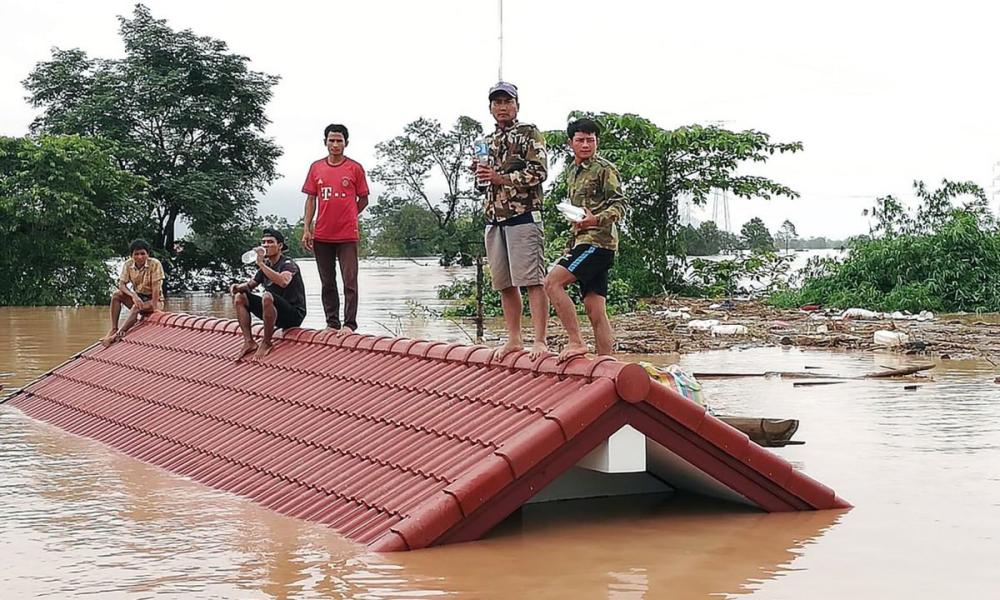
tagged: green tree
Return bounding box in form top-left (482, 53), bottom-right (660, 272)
top-left (740, 217), bottom-right (775, 253)
top-left (369, 116), bottom-right (484, 265)
top-left (0, 135), bottom-right (144, 305)
top-left (864, 179), bottom-right (992, 237)
top-left (718, 229), bottom-right (744, 253)
top-left (775, 219), bottom-right (798, 252)
top-left (364, 196), bottom-right (440, 257)
top-left (545, 112), bottom-right (801, 295)
top-left (23, 4), bottom-right (282, 269)
top-left (678, 220), bottom-right (724, 255)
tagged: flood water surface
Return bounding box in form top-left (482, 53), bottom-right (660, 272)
top-left (2, 259), bottom-right (999, 598)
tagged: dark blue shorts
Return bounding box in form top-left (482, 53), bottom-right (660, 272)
top-left (556, 244), bottom-right (615, 298)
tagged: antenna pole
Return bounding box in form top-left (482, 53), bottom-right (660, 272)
top-left (498, 0), bottom-right (503, 81)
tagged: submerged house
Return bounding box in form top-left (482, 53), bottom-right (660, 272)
top-left (5, 313), bottom-right (848, 551)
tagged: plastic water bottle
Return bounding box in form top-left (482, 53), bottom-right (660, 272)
top-left (241, 247), bottom-right (262, 265)
top-left (474, 139), bottom-right (490, 190)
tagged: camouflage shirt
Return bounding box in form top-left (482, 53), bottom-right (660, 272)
top-left (565, 156), bottom-right (627, 251)
top-left (482, 120), bottom-right (548, 223)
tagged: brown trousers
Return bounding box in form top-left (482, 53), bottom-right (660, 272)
top-left (313, 241), bottom-right (359, 330)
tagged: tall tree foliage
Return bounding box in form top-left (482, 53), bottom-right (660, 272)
top-left (545, 112), bottom-right (801, 294)
top-left (23, 4), bottom-right (282, 265)
top-left (776, 219), bottom-right (798, 252)
top-left (363, 196), bottom-right (441, 257)
top-left (369, 116), bottom-right (484, 265)
top-left (740, 217), bottom-right (775, 252)
top-left (677, 220), bottom-right (743, 255)
top-left (0, 135), bottom-right (144, 305)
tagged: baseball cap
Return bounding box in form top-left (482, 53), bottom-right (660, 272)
top-left (261, 227), bottom-right (287, 250)
top-left (488, 81), bottom-right (518, 100)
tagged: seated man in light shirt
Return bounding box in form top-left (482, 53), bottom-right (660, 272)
top-left (101, 239), bottom-right (164, 347)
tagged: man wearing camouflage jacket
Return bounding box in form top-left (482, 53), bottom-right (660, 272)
top-left (544, 118), bottom-right (626, 361)
top-left (475, 81), bottom-right (550, 359)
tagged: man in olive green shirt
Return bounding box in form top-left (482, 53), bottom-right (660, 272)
top-left (544, 118), bottom-right (626, 361)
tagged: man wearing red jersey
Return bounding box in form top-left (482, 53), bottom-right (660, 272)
top-left (301, 124), bottom-right (370, 333)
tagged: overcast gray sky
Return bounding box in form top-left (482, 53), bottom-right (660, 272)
top-left (3, 0), bottom-right (999, 238)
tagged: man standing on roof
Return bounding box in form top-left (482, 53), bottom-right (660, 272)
top-left (301, 123), bottom-right (370, 334)
top-left (101, 239), bottom-right (164, 347)
top-left (230, 228), bottom-right (307, 360)
top-left (544, 118), bottom-right (626, 361)
top-left (476, 81), bottom-right (549, 360)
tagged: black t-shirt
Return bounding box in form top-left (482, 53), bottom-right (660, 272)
top-left (253, 255), bottom-right (307, 313)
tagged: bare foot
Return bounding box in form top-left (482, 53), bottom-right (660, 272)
top-left (528, 341), bottom-right (549, 360)
top-left (494, 341), bottom-right (524, 361)
top-left (335, 327), bottom-right (354, 337)
top-left (557, 343), bottom-right (589, 363)
top-left (253, 341), bottom-right (273, 360)
top-left (235, 339), bottom-right (257, 360)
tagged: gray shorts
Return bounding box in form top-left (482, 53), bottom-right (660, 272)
top-left (485, 221), bottom-right (545, 290)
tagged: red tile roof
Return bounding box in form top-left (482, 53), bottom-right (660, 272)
top-left (6, 312), bottom-right (849, 551)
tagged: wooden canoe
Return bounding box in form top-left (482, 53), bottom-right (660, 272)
top-left (719, 416), bottom-right (802, 447)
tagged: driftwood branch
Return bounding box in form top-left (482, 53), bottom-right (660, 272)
top-left (695, 363), bottom-right (935, 381)
top-left (694, 371), bottom-right (848, 380)
top-left (865, 364), bottom-right (934, 378)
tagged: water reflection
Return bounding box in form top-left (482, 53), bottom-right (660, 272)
top-left (389, 495), bottom-right (844, 599)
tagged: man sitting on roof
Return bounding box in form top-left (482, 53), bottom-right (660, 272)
top-left (101, 239), bottom-right (164, 347)
top-left (230, 228), bottom-right (307, 360)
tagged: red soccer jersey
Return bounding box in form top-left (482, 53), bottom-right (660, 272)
top-left (301, 157), bottom-right (370, 243)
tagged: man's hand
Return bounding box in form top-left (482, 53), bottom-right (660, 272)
top-left (301, 229), bottom-right (314, 252)
top-left (254, 247), bottom-right (265, 266)
top-left (475, 163), bottom-right (506, 186)
top-left (230, 283), bottom-right (244, 296)
top-left (571, 208), bottom-right (598, 232)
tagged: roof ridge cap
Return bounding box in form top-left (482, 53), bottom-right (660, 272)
top-left (142, 315), bottom-right (652, 402)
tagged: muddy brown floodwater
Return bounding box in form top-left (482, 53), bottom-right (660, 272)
top-left (2, 259), bottom-right (999, 598)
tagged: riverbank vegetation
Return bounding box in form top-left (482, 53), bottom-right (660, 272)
top-left (771, 180), bottom-right (1000, 313)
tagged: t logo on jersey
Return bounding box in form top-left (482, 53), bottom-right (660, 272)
top-left (321, 187), bottom-right (333, 200)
